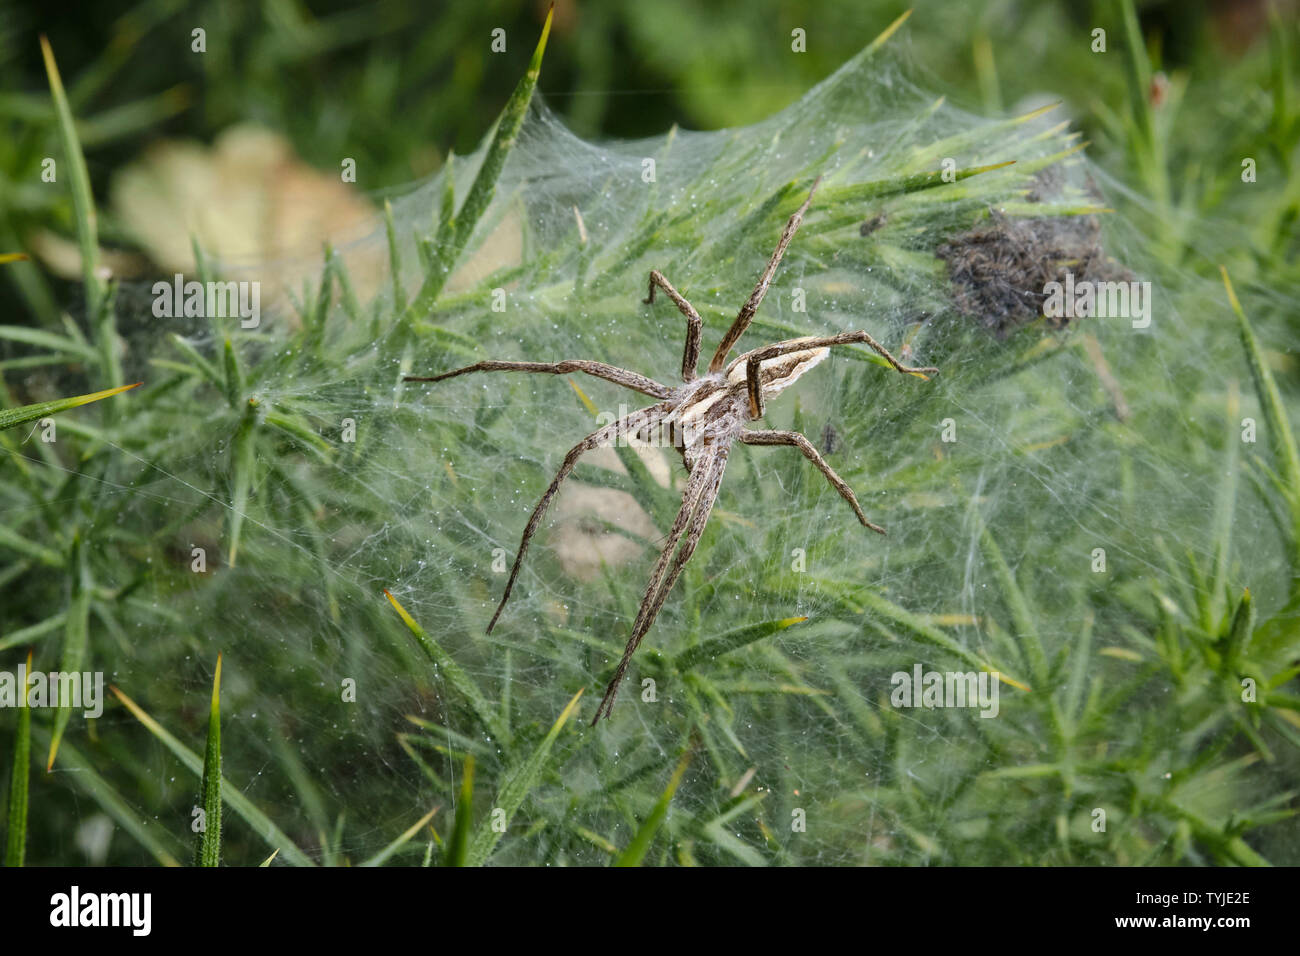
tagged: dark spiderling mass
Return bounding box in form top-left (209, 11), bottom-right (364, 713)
top-left (935, 210), bottom-right (1132, 336)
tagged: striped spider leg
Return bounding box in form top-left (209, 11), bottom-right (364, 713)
top-left (405, 176), bottom-right (939, 724)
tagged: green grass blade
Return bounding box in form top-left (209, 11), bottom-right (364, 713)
top-left (383, 589), bottom-right (509, 742)
top-left (444, 755), bottom-right (475, 867)
top-left (360, 804), bottom-right (438, 867)
top-left (226, 406), bottom-right (257, 568)
top-left (327, 245), bottom-right (362, 321)
top-left (405, 4), bottom-right (553, 316)
top-left (1117, 0), bottom-right (1169, 209)
top-left (1062, 612), bottom-right (1094, 724)
top-left (1209, 381), bottom-right (1242, 627)
top-left (4, 651), bottom-right (33, 866)
top-left (822, 159), bottom-right (1015, 206)
top-left (433, 150), bottom-right (456, 251)
top-left (109, 684), bottom-right (315, 866)
top-left (166, 334), bottom-right (222, 388)
top-left (466, 687), bottom-right (582, 866)
top-left (854, 587), bottom-right (1025, 687)
top-left (1225, 588), bottom-right (1256, 663)
top-left (674, 616), bottom-right (808, 673)
top-left (0, 382), bottom-right (139, 431)
top-left (46, 535), bottom-right (90, 771)
top-left (222, 338), bottom-right (243, 409)
top-left (195, 654), bottom-right (222, 867)
top-left (39, 35), bottom-right (102, 317)
top-left (0, 325), bottom-right (99, 361)
top-left (613, 746), bottom-right (692, 867)
top-left (383, 199), bottom-right (406, 314)
top-left (264, 413), bottom-right (333, 458)
top-left (1223, 267), bottom-right (1300, 570)
top-left (0, 526), bottom-right (61, 566)
top-left (695, 792), bottom-right (769, 865)
top-left (978, 524), bottom-right (1049, 689)
top-left (864, 8), bottom-right (911, 55)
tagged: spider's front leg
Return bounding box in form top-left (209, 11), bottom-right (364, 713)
top-left (740, 430), bottom-right (885, 534)
top-left (708, 176), bottom-right (823, 373)
top-left (644, 270), bottom-right (702, 382)
top-left (745, 354), bottom-right (767, 419)
top-left (405, 359), bottom-right (672, 399)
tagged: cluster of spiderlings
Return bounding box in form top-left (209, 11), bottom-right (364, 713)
top-left (935, 210), bottom-right (1132, 335)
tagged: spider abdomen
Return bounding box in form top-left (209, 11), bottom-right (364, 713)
top-left (727, 342), bottom-right (831, 402)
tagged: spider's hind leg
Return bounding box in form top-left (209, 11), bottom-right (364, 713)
top-left (740, 429), bottom-right (886, 534)
top-left (593, 444), bottom-right (730, 723)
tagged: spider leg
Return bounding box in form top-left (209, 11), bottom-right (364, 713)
top-left (741, 331), bottom-right (938, 418)
top-left (744, 355), bottom-right (767, 420)
top-left (405, 360), bottom-right (672, 400)
top-left (738, 331), bottom-right (939, 379)
top-left (589, 454), bottom-right (715, 720)
top-left (707, 176), bottom-right (822, 373)
top-left (645, 270), bottom-right (702, 382)
top-left (740, 429), bottom-right (885, 534)
top-left (593, 443), bottom-right (730, 723)
top-left (485, 405), bottom-right (666, 634)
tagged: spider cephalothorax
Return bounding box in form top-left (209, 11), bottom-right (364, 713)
top-left (406, 177), bottom-right (938, 723)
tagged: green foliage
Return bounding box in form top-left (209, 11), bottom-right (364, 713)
top-left (4, 653), bottom-right (32, 867)
top-left (111, 684), bottom-right (313, 867)
top-left (614, 746), bottom-right (693, 866)
top-left (1, 1), bottom-right (1298, 867)
top-left (46, 534), bottom-right (89, 771)
top-left (405, 4), bottom-right (554, 319)
top-left (443, 756), bottom-right (475, 868)
top-left (0, 381), bottom-right (138, 431)
top-left (195, 655), bottom-right (222, 867)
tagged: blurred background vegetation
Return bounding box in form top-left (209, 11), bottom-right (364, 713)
top-left (1, 0), bottom-right (1298, 866)
top-left (2, 0), bottom-right (1296, 321)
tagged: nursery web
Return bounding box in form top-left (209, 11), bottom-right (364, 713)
top-left (31, 30), bottom-right (1288, 865)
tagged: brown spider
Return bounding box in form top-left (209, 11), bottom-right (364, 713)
top-left (405, 178), bottom-right (938, 724)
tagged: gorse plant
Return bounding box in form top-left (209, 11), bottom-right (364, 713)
top-left (1, 3), bottom-right (1298, 866)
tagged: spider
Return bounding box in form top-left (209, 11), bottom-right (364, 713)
top-left (405, 177), bottom-right (939, 724)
